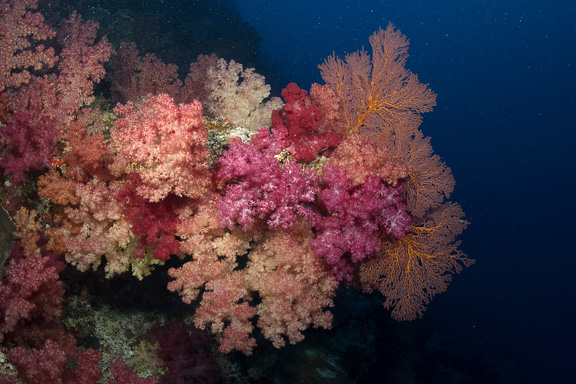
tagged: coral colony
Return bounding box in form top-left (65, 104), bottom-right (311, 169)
top-left (0, 0), bottom-right (474, 382)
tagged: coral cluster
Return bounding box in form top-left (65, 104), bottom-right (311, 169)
top-left (0, 1), bottom-right (473, 381)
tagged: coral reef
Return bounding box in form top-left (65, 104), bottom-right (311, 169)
top-left (0, 2), bottom-right (472, 382)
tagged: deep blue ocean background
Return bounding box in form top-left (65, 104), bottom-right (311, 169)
top-left (235, 0), bottom-right (576, 382)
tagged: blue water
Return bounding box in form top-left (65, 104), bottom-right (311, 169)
top-left (236, 0), bottom-right (576, 382)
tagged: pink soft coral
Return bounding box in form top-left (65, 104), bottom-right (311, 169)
top-left (55, 12), bottom-right (113, 116)
top-left (167, 199), bottom-right (257, 355)
top-left (246, 219), bottom-right (337, 348)
top-left (111, 93), bottom-right (211, 203)
top-left (310, 164), bottom-right (412, 281)
top-left (328, 133), bottom-right (409, 186)
top-left (179, 53), bottom-right (282, 130)
top-left (109, 42), bottom-right (182, 103)
top-left (0, 10), bottom-right (111, 184)
top-left (193, 271), bottom-right (257, 355)
top-left (63, 179), bottom-right (133, 276)
top-left (0, 0), bottom-right (56, 92)
top-left (216, 141), bottom-right (319, 231)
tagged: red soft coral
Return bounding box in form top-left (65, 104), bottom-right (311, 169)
top-left (7, 340), bottom-right (103, 384)
top-left (117, 175), bottom-right (182, 260)
top-left (0, 245), bottom-right (103, 384)
top-left (145, 321), bottom-right (220, 384)
top-left (106, 358), bottom-right (159, 384)
top-left (0, 248), bottom-right (65, 344)
top-left (268, 83), bottom-right (344, 162)
top-left (0, 77), bottom-right (60, 184)
top-left (60, 108), bottom-right (111, 182)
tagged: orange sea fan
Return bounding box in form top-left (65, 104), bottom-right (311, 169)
top-left (359, 202), bottom-right (474, 321)
top-left (319, 23), bottom-right (436, 138)
top-left (319, 24), bottom-right (451, 219)
top-left (389, 129), bottom-right (456, 218)
top-left (327, 133), bottom-right (409, 186)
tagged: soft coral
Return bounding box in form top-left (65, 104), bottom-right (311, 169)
top-left (310, 164), bottom-right (412, 281)
top-left (269, 83), bottom-right (344, 162)
top-left (216, 141), bottom-right (319, 231)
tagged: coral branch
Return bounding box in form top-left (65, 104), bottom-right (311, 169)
top-left (246, 220), bottom-right (337, 348)
top-left (383, 128), bottom-right (455, 218)
top-left (217, 141), bottom-right (319, 230)
top-left (0, 249), bottom-right (64, 344)
top-left (0, 0), bottom-right (56, 92)
top-left (359, 202), bottom-right (474, 320)
top-left (311, 164), bottom-right (412, 281)
top-left (111, 93), bottom-right (211, 202)
top-left (180, 54), bottom-right (282, 130)
top-left (109, 42), bottom-right (182, 103)
top-left (319, 23), bottom-right (436, 139)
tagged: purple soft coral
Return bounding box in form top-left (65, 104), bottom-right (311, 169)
top-left (217, 142), bottom-right (319, 231)
top-left (310, 164), bottom-right (412, 281)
